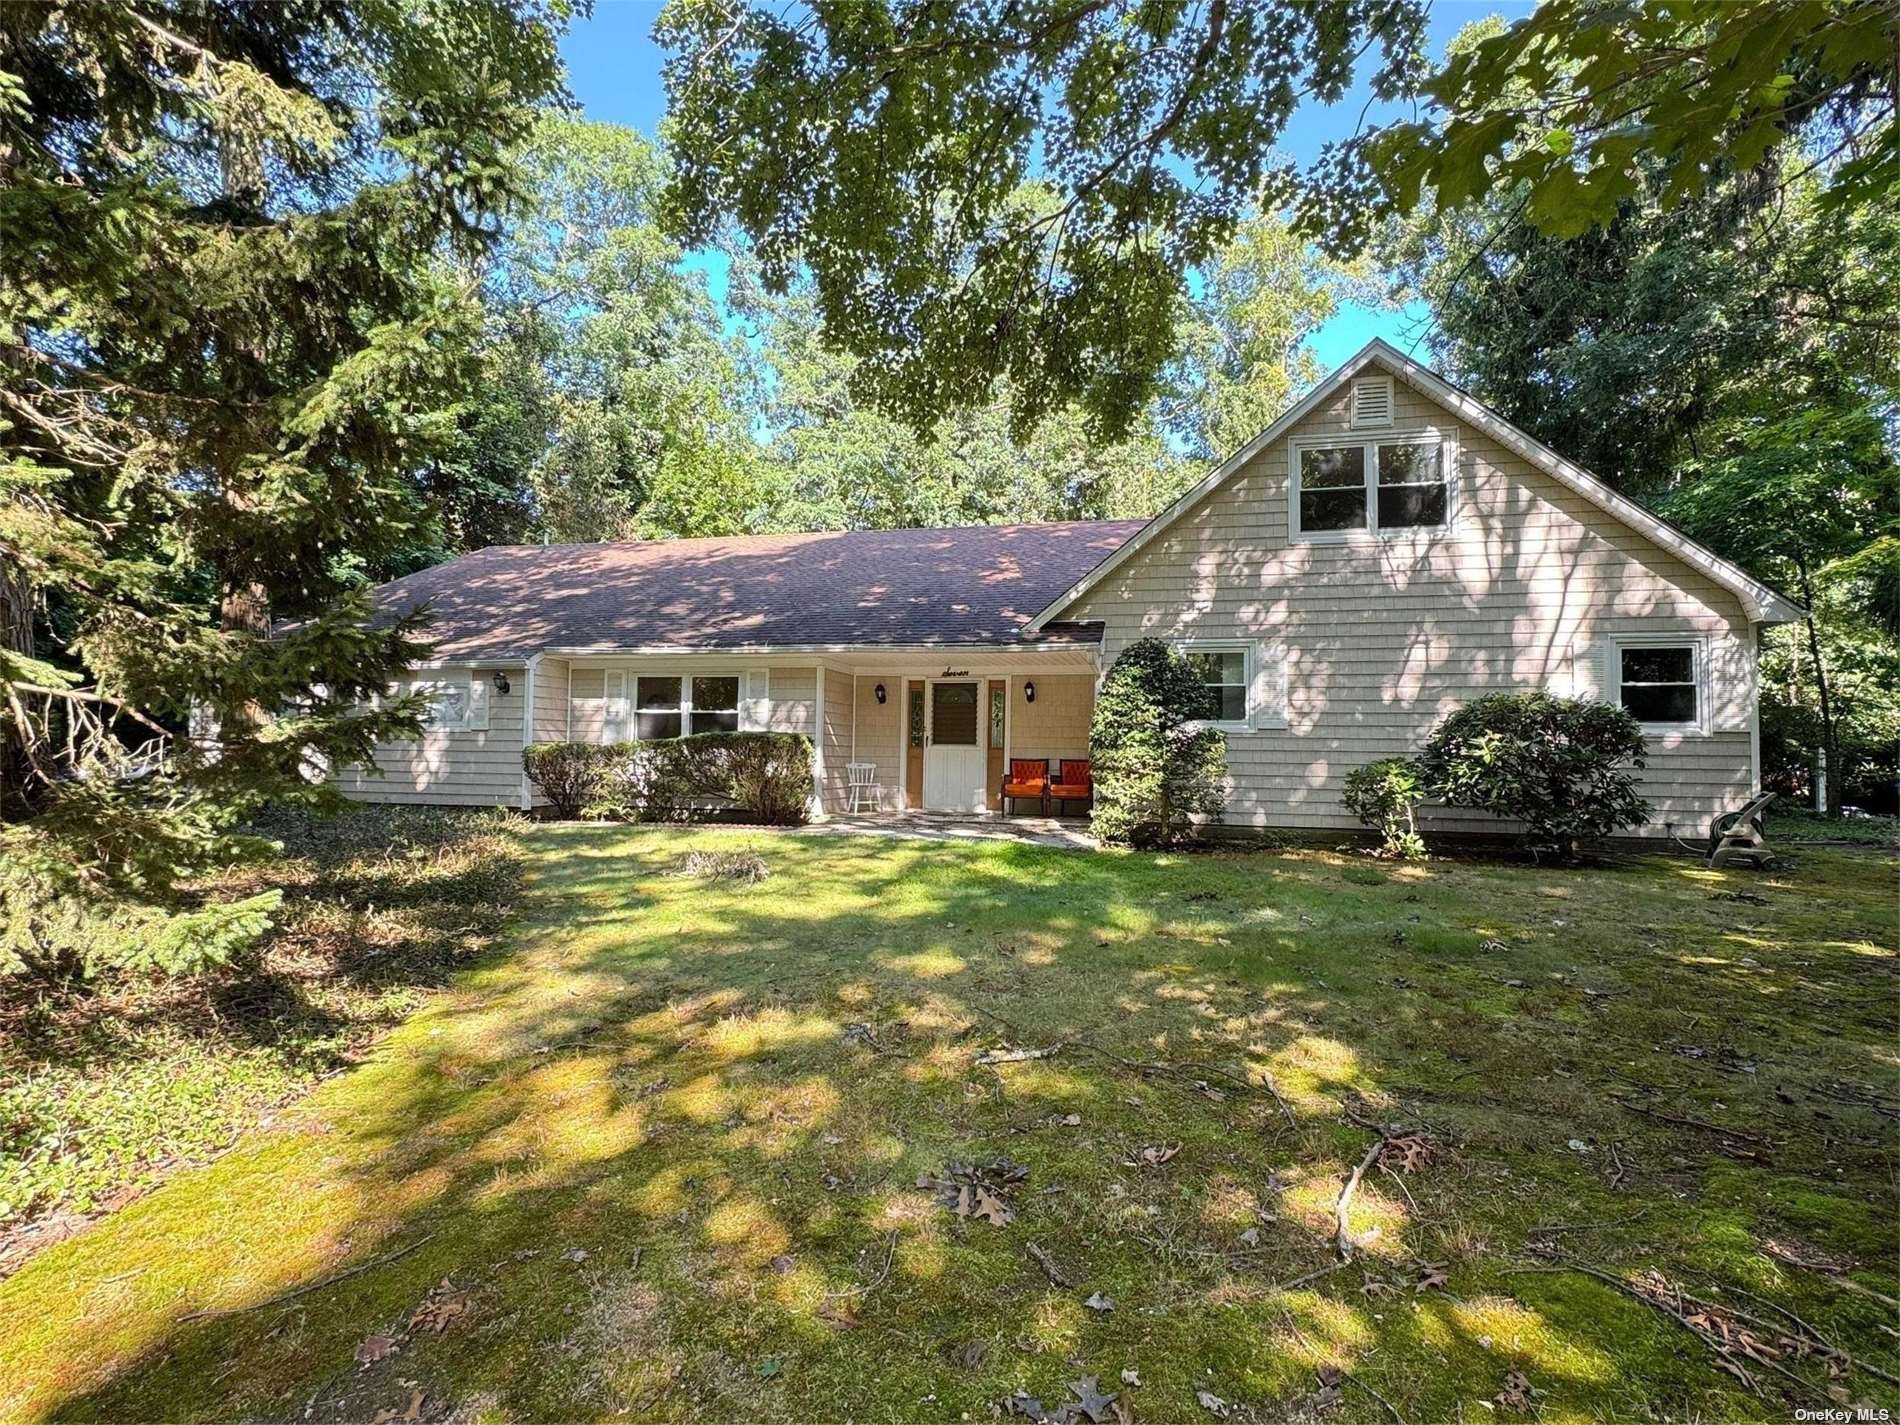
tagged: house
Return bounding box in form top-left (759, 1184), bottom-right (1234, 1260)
top-left (336, 339), bottom-right (1800, 836)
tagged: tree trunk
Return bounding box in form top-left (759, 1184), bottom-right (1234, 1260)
top-left (0, 551), bottom-right (36, 817)
top-left (1793, 554), bottom-right (1841, 816)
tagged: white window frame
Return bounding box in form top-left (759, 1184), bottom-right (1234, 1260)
top-left (595, 667), bottom-right (760, 743)
top-left (1288, 427), bottom-right (1458, 543)
top-left (1613, 636), bottom-right (1708, 736)
top-left (1174, 640), bottom-right (1289, 732)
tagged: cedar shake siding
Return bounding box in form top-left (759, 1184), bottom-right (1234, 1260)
top-left (335, 669), bottom-right (526, 809)
top-left (1065, 372), bottom-right (1760, 835)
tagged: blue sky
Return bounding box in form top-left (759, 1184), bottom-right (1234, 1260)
top-left (559, 0), bottom-right (1533, 373)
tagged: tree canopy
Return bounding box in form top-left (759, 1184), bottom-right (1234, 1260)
top-left (659, 0), bottom-right (1429, 440)
top-left (659, 0), bottom-right (1898, 439)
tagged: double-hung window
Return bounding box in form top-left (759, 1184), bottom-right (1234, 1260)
top-left (1292, 432), bottom-right (1453, 539)
top-left (635, 677), bottom-right (683, 740)
top-left (690, 676), bottom-right (740, 734)
top-left (1184, 648), bottom-right (1248, 724)
top-left (1616, 642), bottom-right (1701, 729)
top-left (601, 671), bottom-right (745, 741)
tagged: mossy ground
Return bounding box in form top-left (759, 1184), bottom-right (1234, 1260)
top-left (1, 825), bottom-right (1894, 1423)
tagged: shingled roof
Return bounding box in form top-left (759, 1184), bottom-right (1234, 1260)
top-left (370, 521), bottom-right (1146, 662)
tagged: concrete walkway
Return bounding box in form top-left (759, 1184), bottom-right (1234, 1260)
top-left (800, 812), bottom-right (1097, 851)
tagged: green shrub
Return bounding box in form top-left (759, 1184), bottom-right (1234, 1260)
top-left (530, 733), bottom-right (814, 825)
top-left (523, 741), bottom-right (620, 819)
top-left (1089, 639), bottom-right (1227, 847)
top-left (1342, 757), bottom-right (1427, 859)
top-left (1419, 692), bottom-right (1650, 855)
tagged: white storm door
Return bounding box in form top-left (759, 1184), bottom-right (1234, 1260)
top-left (923, 680), bottom-right (984, 811)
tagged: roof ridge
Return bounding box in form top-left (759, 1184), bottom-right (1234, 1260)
top-left (478, 518), bottom-right (1148, 554)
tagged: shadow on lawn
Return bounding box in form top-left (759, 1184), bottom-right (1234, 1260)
top-left (22, 829), bottom-right (1899, 1423)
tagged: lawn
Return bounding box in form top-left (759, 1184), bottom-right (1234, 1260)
top-left (1, 824), bottom-right (1895, 1423)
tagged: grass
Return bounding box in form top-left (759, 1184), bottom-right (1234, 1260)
top-left (0, 823), bottom-right (1894, 1423)
top-left (0, 806), bottom-right (520, 1256)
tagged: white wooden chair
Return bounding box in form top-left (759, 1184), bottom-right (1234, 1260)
top-left (845, 762), bottom-right (880, 813)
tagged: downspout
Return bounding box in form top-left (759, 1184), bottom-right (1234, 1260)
top-left (520, 653), bottom-right (541, 812)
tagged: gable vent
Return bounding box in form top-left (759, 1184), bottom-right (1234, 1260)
top-left (1350, 375), bottom-right (1393, 428)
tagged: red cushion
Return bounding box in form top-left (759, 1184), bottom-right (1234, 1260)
top-left (1058, 759), bottom-right (1092, 788)
top-left (1003, 781), bottom-right (1045, 796)
top-left (1009, 759), bottom-right (1049, 784)
top-left (1049, 783), bottom-right (1090, 799)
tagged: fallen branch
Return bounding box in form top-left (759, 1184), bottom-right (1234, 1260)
top-left (1270, 1259), bottom-right (1351, 1293)
top-left (1504, 1260), bottom-right (1838, 1401)
top-left (1335, 1135), bottom-right (1389, 1260)
top-left (1340, 1368), bottom-right (1409, 1425)
top-left (1026, 1241), bottom-right (1073, 1288)
top-left (1613, 1097), bottom-right (1767, 1145)
top-left (976, 1042), bottom-right (1065, 1066)
top-left (1262, 1071), bottom-right (1298, 1131)
top-left (180, 1232), bottom-right (437, 1321)
top-left (1761, 1241), bottom-right (1900, 1311)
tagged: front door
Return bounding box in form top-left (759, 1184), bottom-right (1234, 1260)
top-left (923, 680), bottom-right (984, 811)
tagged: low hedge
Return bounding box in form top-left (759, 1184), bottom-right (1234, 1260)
top-left (523, 732), bottom-right (813, 825)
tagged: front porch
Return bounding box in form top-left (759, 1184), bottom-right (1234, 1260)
top-left (819, 655), bottom-right (1098, 819)
top-left (536, 645), bottom-right (1099, 819)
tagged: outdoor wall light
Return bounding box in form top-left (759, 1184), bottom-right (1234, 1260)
top-left (492, 671), bottom-right (512, 695)
top-left (1023, 681), bottom-right (1036, 703)
top-left (874, 683), bottom-right (887, 704)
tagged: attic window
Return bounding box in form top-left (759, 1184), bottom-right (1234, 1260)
top-left (1350, 376), bottom-right (1393, 428)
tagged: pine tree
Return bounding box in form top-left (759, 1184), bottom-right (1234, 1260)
top-left (0, 1), bottom-right (567, 976)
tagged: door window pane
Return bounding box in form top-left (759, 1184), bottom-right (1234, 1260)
top-left (636, 676), bottom-right (682, 740)
top-left (931, 682), bottom-right (979, 745)
top-left (989, 685), bottom-right (1005, 748)
top-left (690, 675), bottom-right (740, 735)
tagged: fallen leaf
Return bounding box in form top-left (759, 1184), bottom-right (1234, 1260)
top-left (370, 1389), bottom-right (425, 1424)
top-left (1236, 1227), bottom-right (1261, 1248)
top-left (770, 1254), bottom-right (796, 1274)
top-left (1084, 1291), bottom-right (1116, 1313)
top-left (942, 1339), bottom-right (990, 1371)
top-left (354, 1335), bottom-right (397, 1366)
top-left (1196, 1388), bottom-right (1230, 1418)
top-left (1378, 1133), bottom-right (1438, 1172)
top-left (1121, 1368), bottom-right (1142, 1387)
top-left (1494, 1370), bottom-right (1535, 1412)
top-left (969, 1186), bottom-right (1014, 1227)
top-left (1316, 1365), bottom-right (1344, 1388)
top-left (562, 1248), bottom-right (588, 1263)
top-left (1068, 1376), bottom-right (1119, 1424)
top-left (408, 1278), bottom-right (469, 1334)
top-left (1131, 1143), bottom-right (1180, 1169)
top-left (1002, 1391), bottom-right (1046, 1419)
top-left (1415, 1262), bottom-right (1450, 1293)
top-left (817, 1300), bottom-right (859, 1330)
top-left (977, 1043), bottom-right (1064, 1066)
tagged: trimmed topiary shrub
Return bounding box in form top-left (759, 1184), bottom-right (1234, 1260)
top-left (529, 733), bottom-right (814, 825)
top-left (1342, 757), bottom-right (1426, 859)
top-left (1089, 638), bottom-right (1228, 847)
top-left (1419, 691), bottom-right (1650, 855)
